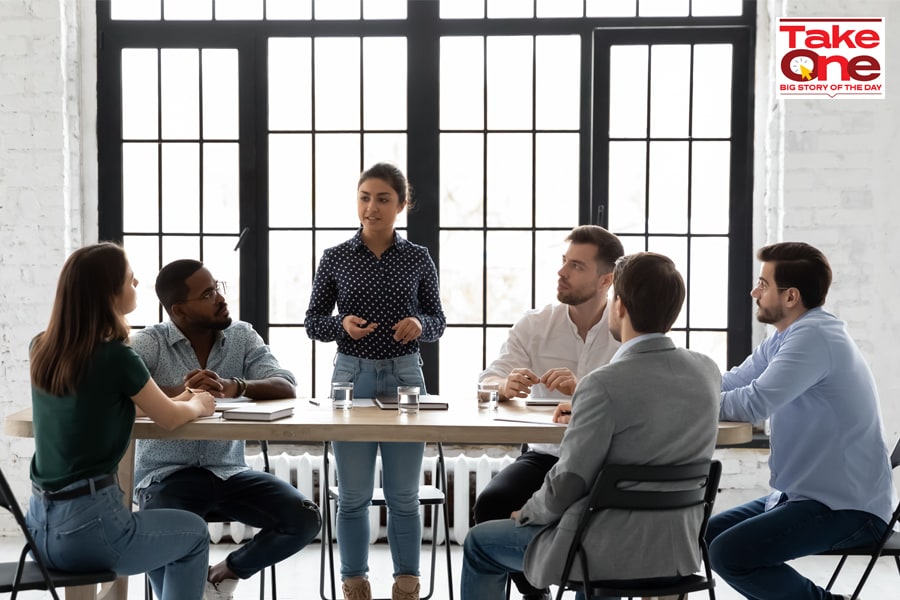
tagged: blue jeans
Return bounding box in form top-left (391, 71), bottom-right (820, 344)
top-left (331, 352), bottom-right (426, 579)
top-left (462, 520), bottom-right (620, 600)
top-left (27, 478), bottom-right (209, 600)
top-left (137, 467), bottom-right (321, 580)
top-left (707, 495), bottom-right (888, 600)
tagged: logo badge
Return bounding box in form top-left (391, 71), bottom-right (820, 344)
top-left (776, 18), bottom-right (885, 99)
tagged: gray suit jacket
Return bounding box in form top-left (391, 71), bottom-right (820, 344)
top-left (520, 336), bottom-right (721, 586)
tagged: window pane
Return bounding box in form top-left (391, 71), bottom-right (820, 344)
top-left (203, 236), bottom-right (241, 312)
top-left (269, 231), bottom-right (312, 323)
top-left (639, 0), bottom-right (688, 17)
top-left (692, 0), bottom-right (742, 17)
top-left (202, 49), bottom-right (238, 140)
top-left (266, 0), bottom-right (311, 20)
top-left (162, 236), bottom-right (201, 269)
top-left (486, 134), bottom-right (532, 228)
top-left (487, 0), bottom-right (533, 18)
top-left (363, 38), bottom-right (407, 130)
top-left (112, 0), bottom-right (161, 20)
top-left (315, 38), bottom-right (361, 130)
top-left (315, 134), bottom-right (362, 228)
top-left (535, 36), bottom-right (580, 130)
top-left (440, 37), bottom-right (484, 130)
top-left (123, 235), bottom-right (162, 326)
top-left (586, 0), bottom-right (635, 17)
top-left (363, 0), bottom-right (406, 19)
top-left (534, 230), bottom-right (569, 308)
top-left (646, 236), bottom-right (687, 329)
top-left (122, 49), bottom-right (159, 140)
top-left (486, 231), bottom-right (533, 322)
top-left (269, 38), bottom-right (312, 131)
top-left (315, 0), bottom-right (359, 20)
top-left (691, 141), bottom-right (730, 234)
top-left (689, 237), bottom-right (729, 328)
top-left (269, 134), bottom-right (312, 228)
top-left (440, 133), bottom-right (484, 228)
top-left (123, 143), bottom-right (159, 232)
top-left (440, 0), bottom-right (484, 19)
top-left (608, 141), bottom-right (647, 234)
top-left (203, 143), bottom-right (239, 234)
top-left (535, 133), bottom-right (578, 228)
top-left (647, 141), bottom-right (688, 233)
top-left (164, 0), bottom-right (212, 20)
top-left (269, 328), bottom-right (312, 396)
top-left (161, 49), bottom-right (199, 139)
top-left (536, 0), bottom-right (582, 18)
top-left (439, 328), bottom-right (485, 397)
top-left (487, 36), bottom-right (533, 130)
top-left (215, 0), bottom-right (262, 20)
top-left (688, 331), bottom-right (727, 373)
top-left (440, 231), bottom-right (483, 324)
top-left (692, 44), bottom-right (733, 138)
top-left (609, 45), bottom-right (648, 138)
top-left (649, 45), bottom-right (690, 139)
top-left (162, 144), bottom-right (199, 233)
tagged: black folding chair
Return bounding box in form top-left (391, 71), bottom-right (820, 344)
top-left (145, 440), bottom-right (278, 600)
top-left (0, 467), bottom-right (117, 599)
top-left (556, 460), bottom-right (722, 600)
top-left (319, 441), bottom-right (453, 600)
top-left (817, 438), bottom-right (900, 600)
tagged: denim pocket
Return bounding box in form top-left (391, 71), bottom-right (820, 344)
top-left (49, 516), bottom-right (121, 570)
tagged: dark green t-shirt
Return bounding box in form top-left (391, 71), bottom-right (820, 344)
top-left (30, 341), bottom-right (150, 491)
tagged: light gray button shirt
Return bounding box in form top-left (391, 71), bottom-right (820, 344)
top-left (130, 320), bottom-right (296, 492)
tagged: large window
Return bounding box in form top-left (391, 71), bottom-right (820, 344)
top-left (97, 0), bottom-right (756, 396)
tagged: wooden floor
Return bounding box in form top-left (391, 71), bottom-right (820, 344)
top-left (0, 538), bottom-right (896, 598)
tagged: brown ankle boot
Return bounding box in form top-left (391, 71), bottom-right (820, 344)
top-left (342, 576), bottom-right (372, 600)
top-left (391, 574), bottom-right (420, 600)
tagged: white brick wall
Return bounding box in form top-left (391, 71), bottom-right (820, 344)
top-left (1, 0), bottom-right (898, 534)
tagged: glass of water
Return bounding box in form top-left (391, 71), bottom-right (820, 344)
top-left (331, 381), bottom-right (354, 410)
top-left (477, 382), bottom-right (500, 411)
top-left (397, 385), bottom-right (420, 415)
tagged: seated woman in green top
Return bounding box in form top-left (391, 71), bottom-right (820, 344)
top-left (27, 242), bottom-right (217, 600)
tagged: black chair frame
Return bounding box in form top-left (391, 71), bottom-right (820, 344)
top-left (818, 438), bottom-right (900, 600)
top-left (319, 441), bottom-right (453, 600)
top-left (0, 468), bottom-right (117, 599)
top-left (145, 440), bottom-right (278, 600)
top-left (556, 460), bottom-right (722, 600)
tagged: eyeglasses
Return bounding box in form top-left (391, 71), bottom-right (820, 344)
top-left (181, 281), bottom-right (227, 304)
top-left (753, 279), bottom-right (789, 293)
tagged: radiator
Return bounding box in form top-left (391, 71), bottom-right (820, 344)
top-left (209, 450), bottom-right (515, 546)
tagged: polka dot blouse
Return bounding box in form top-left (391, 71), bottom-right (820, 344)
top-left (305, 229), bottom-right (447, 360)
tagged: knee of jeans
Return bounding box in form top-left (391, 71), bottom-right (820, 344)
top-left (289, 500), bottom-right (322, 537)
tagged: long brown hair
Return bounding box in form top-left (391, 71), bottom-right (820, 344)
top-left (30, 242), bottom-right (131, 396)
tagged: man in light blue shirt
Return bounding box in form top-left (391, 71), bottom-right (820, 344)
top-left (709, 242), bottom-right (894, 600)
top-left (132, 259), bottom-right (321, 600)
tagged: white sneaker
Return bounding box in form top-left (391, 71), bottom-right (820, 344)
top-left (204, 578), bottom-right (239, 600)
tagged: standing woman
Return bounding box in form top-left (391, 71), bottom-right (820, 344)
top-left (27, 242), bottom-right (216, 600)
top-left (306, 162), bottom-right (446, 600)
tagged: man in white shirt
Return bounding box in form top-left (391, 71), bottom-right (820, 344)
top-left (474, 225), bottom-right (623, 600)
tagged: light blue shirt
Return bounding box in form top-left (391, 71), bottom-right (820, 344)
top-left (130, 320), bottom-right (296, 492)
top-left (721, 307), bottom-right (894, 524)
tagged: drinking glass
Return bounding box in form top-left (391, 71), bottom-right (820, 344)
top-left (397, 385), bottom-right (420, 415)
top-left (478, 382), bottom-right (500, 411)
top-left (331, 381), bottom-right (354, 410)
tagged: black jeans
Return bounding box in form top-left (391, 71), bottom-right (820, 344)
top-left (473, 448), bottom-right (558, 597)
top-left (137, 467), bottom-right (321, 579)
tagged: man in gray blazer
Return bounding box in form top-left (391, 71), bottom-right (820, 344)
top-left (460, 252), bottom-right (721, 600)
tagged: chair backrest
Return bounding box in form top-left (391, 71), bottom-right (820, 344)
top-left (890, 438), bottom-right (900, 470)
top-left (0, 468), bottom-right (32, 540)
top-left (560, 460), bottom-right (722, 594)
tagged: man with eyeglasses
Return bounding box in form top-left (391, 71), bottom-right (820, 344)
top-left (708, 242), bottom-right (894, 600)
top-left (131, 259), bottom-right (321, 600)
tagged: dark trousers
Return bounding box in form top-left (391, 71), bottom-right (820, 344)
top-left (137, 467), bottom-right (322, 579)
top-left (473, 448), bottom-right (558, 597)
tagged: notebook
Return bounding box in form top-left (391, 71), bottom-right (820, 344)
top-left (221, 405), bottom-right (295, 421)
top-left (373, 395), bottom-right (449, 411)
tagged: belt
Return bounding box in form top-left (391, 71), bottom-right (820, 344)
top-left (32, 474), bottom-right (118, 501)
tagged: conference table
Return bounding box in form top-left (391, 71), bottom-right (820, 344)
top-left (4, 397), bottom-right (752, 600)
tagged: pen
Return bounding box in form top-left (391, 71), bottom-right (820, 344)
top-left (308, 399), bottom-right (321, 406)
